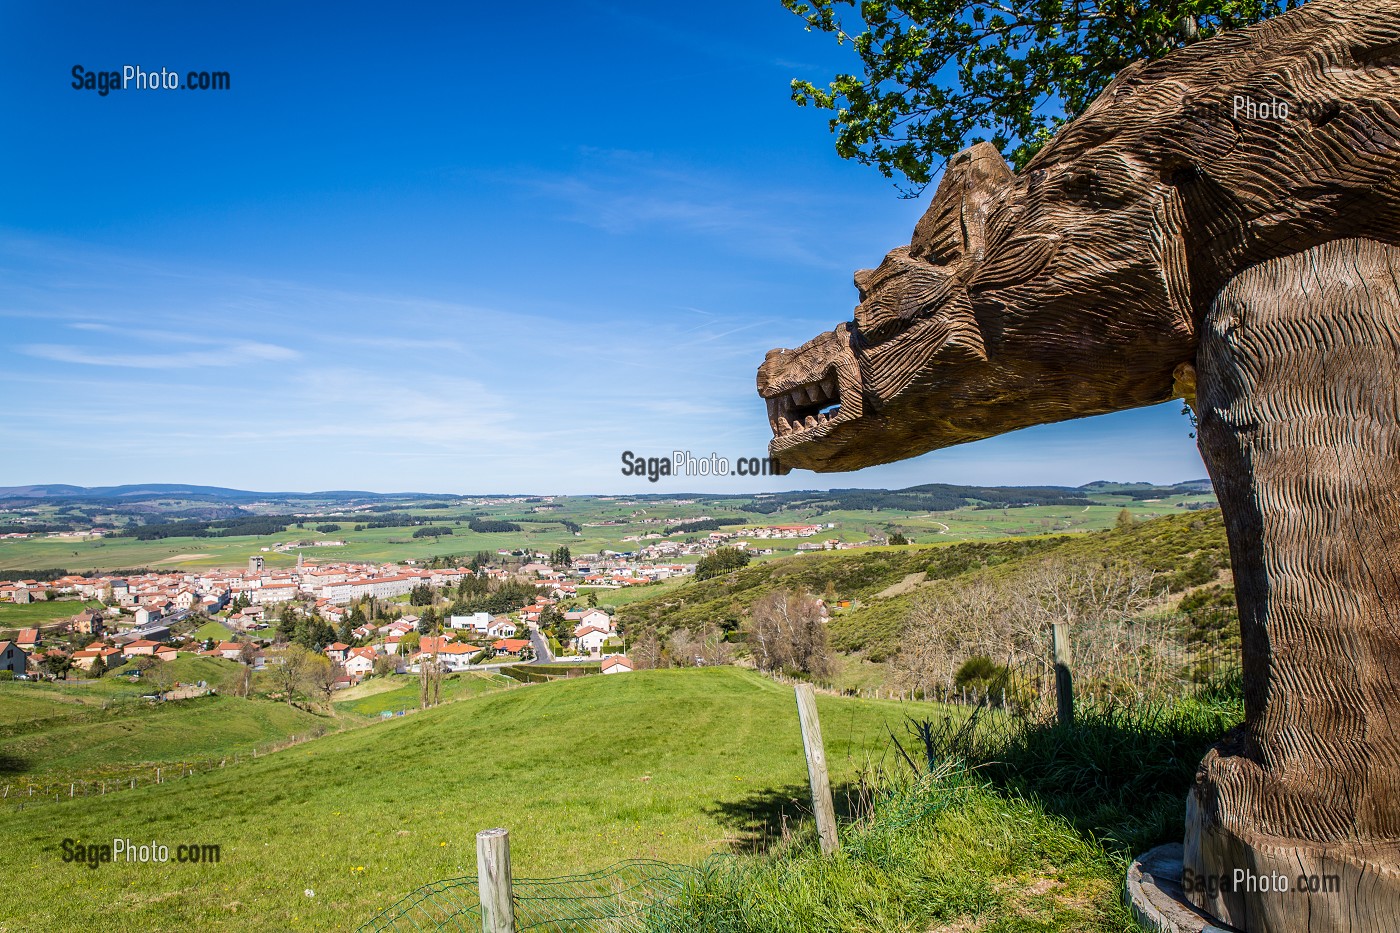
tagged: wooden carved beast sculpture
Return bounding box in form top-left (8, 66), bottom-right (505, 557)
top-left (758, 1), bottom-right (1400, 929)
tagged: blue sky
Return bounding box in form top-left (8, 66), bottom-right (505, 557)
top-left (0, 1), bottom-right (1204, 494)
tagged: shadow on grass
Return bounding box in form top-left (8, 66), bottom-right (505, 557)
top-left (0, 752), bottom-right (31, 776)
top-left (705, 780), bottom-right (866, 854)
top-left (900, 694), bottom-right (1243, 858)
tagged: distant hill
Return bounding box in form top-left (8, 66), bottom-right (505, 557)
top-left (0, 479), bottom-right (1212, 504)
top-left (652, 479), bottom-right (1213, 514)
top-left (618, 509), bottom-right (1230, 662)
top-left (0, 483), bottom-right (441, 503)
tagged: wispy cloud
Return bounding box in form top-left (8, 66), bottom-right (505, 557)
top-left (513, 151), bottom-right (853, 266)
top-left (21, 340), bottom-right (299, 368)
top-left (0, 233), bottom-right (795, 490)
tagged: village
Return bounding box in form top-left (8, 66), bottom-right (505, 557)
top-left (0, 547), bottom-right (679, 691)
top-left (0, 515), bottom-right (875, 702)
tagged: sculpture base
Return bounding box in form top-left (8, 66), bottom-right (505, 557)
top-left (1184, 788), bottom-right (1400, 933)
top-left (1126, 844), bottom-right (1240, 933)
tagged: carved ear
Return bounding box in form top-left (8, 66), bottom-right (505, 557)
top-left (910, 143), bottom-right (1015, 270)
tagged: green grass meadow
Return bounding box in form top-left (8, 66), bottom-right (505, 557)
top-left (332, 671), bottom-right (514, 718)
top-left (0, 490), bottom-right (1215, 575)
top-left (0, 693), bottom-right (330, 787)
top-left (188, 620), bottom-right (236, 643)
top-left (0, 668), bottom-right (922, 931)
top-left (0, 665), bottom-right (1236, 932)
top-left (0, 598), bottom-right (102, 633)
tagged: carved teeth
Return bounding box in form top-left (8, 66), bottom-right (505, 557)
top-left (767, 372), bottom-right (845, 438)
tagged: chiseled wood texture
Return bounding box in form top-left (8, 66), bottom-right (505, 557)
top-left (1188, 238), bottom-right (1400, 932)
top-left (757, 0), bottom-right (1400, 475)
top-left (756, 1), bottom-right (1400, 929)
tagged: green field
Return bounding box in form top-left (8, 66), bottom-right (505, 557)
top-left (0, 668), bottom-right (932, 931)
top-left (0, 598), bottom-right (101, 632)
top-left (0, 488), bottom-right (1216, 574)
top-left (188, 620), bottom-right (235, 643)
top-left (333, 671), bottom-right (514, 717)
top-left (0, 672), bottom-right (332, 791)
top-left (120, 654), bottom-right (256, 694)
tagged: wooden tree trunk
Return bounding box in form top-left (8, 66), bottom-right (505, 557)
top-left (1188, 238), bottom-right (1400, 931)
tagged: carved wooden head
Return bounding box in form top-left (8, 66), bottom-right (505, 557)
top-left (758, 0), bottom-right (1400, 472)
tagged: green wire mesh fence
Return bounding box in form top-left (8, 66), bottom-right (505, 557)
top-left (358, 859), bottom-right (711, 933)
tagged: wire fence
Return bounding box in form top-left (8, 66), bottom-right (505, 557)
top-left (354, 618), bottom-right (1245, 932)
top-left (359, 860), bottom-right (707, 933)
top-left (0, 726), bottom-right (331, 810)
top-left (882, 619), bottom-right (1242, 716)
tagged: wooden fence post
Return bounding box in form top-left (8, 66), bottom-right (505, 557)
top-left (1052, 622), bottom-right (1074, 727)
top-left (793, 684), bottom-right (840, 854)
top-left (477, 827), bottom-right (515, 933)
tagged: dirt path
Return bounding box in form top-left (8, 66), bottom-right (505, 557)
top-left (151, 553), bottom-right (212, 565)
top-left (874, 571), bottom-right (928, 599)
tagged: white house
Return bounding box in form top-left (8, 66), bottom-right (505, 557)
top-left (343, 648), bottom-right (376, 679)
top-left (601, 655), bottom-right (634, 674)
top-left (565, 608), bottom-right (612, 632)
top-left (449, 612), bottom-right (492, 632)
top-left (487, 619), bottom-right (517, 638)
top-left (425, 642), bottom-right (481, 672)
top-left (575, 626), bottom-right (611, 659)
top-left (251, 582), bottom-right (298, 605)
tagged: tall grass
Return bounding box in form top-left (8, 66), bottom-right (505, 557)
top-left (905, 690), bottom-right (1241, 856)
top-left (647, 762), bottom-right (1135, 932)
top-left (649, 681), bottom-right (1244, 933)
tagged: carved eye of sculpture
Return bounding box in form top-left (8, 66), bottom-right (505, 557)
top-left (1047, 157), bottom-right (1138, 210)
top-left (1058, 171), bottom-right (1097, 204)
top-left (853, 261), bottom-right (956, 345)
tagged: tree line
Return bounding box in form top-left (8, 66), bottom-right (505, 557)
top-left (468, 516), bottom-right (522, 533)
